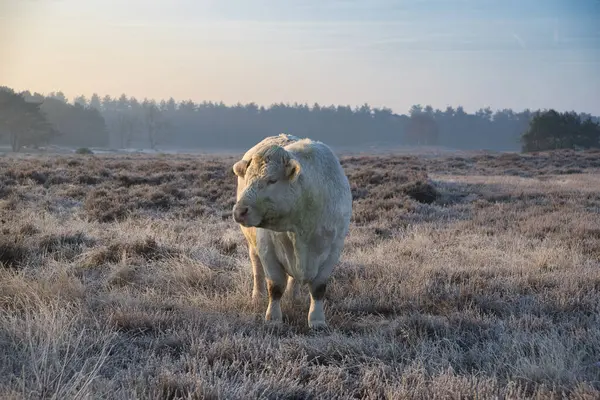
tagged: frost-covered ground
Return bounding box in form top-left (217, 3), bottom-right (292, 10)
top-left (1, 149), bottom-right (599, 399)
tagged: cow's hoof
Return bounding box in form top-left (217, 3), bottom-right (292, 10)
top-left (265, 319), bottom-right (283, 327)
top-left (308, 320), bottom-right (328, 330)
top-left (265, 306), bottom-right (282, 323)
top-left (265, 316), bottom-right (283, 329)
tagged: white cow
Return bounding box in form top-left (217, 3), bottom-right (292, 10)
top-left (232, 134), bottom-right (352, 329)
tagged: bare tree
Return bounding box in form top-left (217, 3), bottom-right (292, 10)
top-left (142, 100), bottom-right (170, 150)
top-left (115, 112), bottom-right (138, 148)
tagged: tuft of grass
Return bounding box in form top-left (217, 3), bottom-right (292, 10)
top-left (76, 147), bottom-right (94, 155)
top-left (80, 237), bottom-right (177, 268)
top-left (0, 237), bottom-right (28, 269)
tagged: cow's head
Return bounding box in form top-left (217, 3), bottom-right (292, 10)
top-left (232, 145), bottom-right (302, 228)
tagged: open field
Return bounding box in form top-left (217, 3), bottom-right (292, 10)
top-left (1, 149), bottom-right (600, 399)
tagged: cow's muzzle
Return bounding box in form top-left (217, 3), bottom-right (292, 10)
top-left (233, 204), bottom-right (249, 224)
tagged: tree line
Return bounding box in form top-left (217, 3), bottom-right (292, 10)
top-left (0, 86), bottom-right (598, 152)
top-left (0, 87), bottom-right (108, 151)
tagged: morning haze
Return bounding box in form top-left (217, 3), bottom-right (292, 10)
top-left (2, 0), bottom-right (599, 114)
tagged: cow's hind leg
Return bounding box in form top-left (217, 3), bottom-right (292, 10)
top-left (285, 276), bottom-right (301, 301)
top-left (307, 243), bottom-right (344, 330)
top-left (249, 246), bottom-right (265, 305)
top-left (308, 282), bottom-right (328, 330)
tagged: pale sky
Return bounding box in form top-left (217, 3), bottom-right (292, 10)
top-left (1, 0), bottom-right (599, 114)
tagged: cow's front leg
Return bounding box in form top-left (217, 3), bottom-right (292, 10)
top-left (265, 271), bottom-right (287, 323)
top-left (258, 231), bottom-right (288, 324)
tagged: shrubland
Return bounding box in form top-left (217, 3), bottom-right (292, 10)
top-left (0, 149), bottom-right (599, 399)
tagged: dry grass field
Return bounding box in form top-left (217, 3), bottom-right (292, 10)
top-left (0, 148), bottom-right (599, 399)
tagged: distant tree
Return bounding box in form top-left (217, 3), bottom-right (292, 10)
top-left (159, 99), bottom-right (168, 112)
top-left (73, 95), bottom-right (88, 107)
top-left (41, 98), bottom-right (109, 148)
top-left (476, 107), bottom-right (493, 121)
top-left (142, 99), bottom-right (171, 149)
top-left (89, 93), bottom-right (102, 110)
top-left (0, 88), bottom-right (57, 151)
top-left (116, 94), bottom-right (129, 111)
top-left (129, 97), bottom-right (140, 111)
top-left (178, 99), bottom-right (196, 113)
top-left (165, 97), bottom-right (177, 113)
top-left (521, 109), bottom-right (600, 152)
top-left (409, 104), bottom-right (423, 116)
top-left (115, 111), bottom-right (139, 148)
top-left (443, 106), bottom-right (455, 117)
top-left (406, 110), bottom-right (439, 145)
top-left (47, 91), bottom-right (68, 103)
top-left (102, 95), bottom-right (116, 112)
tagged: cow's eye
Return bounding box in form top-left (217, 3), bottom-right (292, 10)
top-left (267, 178), bottom-right (277, 185)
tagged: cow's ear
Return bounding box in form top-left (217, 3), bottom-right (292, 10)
top-left (285, 158), bottom-right (301, 182)
top-left (233, 159), bottom-right (249, 177)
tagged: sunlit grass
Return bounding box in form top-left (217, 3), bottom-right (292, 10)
top-left (0, 149), bottom-right (599, 399)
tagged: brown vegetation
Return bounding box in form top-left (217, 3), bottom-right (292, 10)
top-left (0, 149), bottom-right (599, 399)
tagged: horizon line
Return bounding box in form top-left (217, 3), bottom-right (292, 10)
top-left (5, 85), bottom-right (598, 116)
